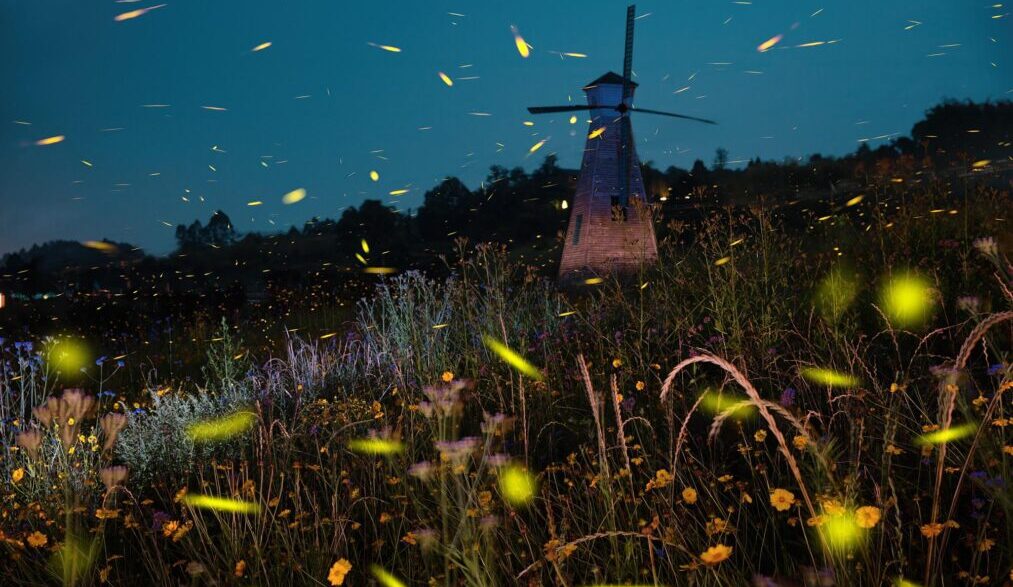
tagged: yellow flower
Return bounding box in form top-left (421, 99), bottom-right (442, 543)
top-left (12, 468), bottom-right (24, 483)
top-left (329, 558), bottom-right (352, 585)
top-left (612, 358), bottom-right (622, 368)
top-left (978, 538), bottom-right (995, 552)
top-left (682, 487), bottom-right (698, 504)
top-left (920, 522), bottom-right (943, 538)
top-left (855, 506), bottom-right (881, 529)
top-left (26, 531), bottom-right (47, 548)
top-left (234, 560), bottom-right (246, 577)
top-left (793, 435), bottom-right (809, 450)
top-left (699, 544), bottom-right (732, 565)
top-left (754, 430), bottom-right (767, 442)
top-left (162, 521), bottom-right (179, 538)
top-left (635, 380), bottom-right (646, 391)
top-left (441, 371), bottom-right (454, 383)
top-left (646, 469), bottom-right (672, 491)
top-left (770, 488), bottom-right (795, 512)
top-left (820, 498), bottom-right (846, 517)
top-left (95, 508), bottom-right (120, 519)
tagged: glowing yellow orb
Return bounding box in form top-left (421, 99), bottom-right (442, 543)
top-left (881, 273), bottom-right (933, 327)
top-left (820, 512), bottom-right (865, 551)
top-left (47, 339), bottom-right (89, 373)
top-left (498, 464), bottom-right (537, 506)
top-left (814, 267), bottom-right (859, 321)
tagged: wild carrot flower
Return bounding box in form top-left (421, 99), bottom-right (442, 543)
top-left (972, 236), bottom-right (997, 258)
top-left (100, 413), bottom-right (127, 452)
top-left (328, 558), bottom-right (352, 585)
top-left (699, 544), bottom-right (732, 565)
top-left (15, 429), bottom-right (42, 459)
top-left (100, 466), bottom-right (128, 492)
top-left (770, 488), bottom-right (795, 511)
top-left (408, 461), bottom-right (434, 480)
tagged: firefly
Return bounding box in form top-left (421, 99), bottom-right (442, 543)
top-left (282, 188), bottom-right (306, 204)
top-left (183, 494), bottom-right (260, 514)
top-left (348, 437), bottom-right (404, 455)
top-left (498, 463), bottom-right (537, 506)
top-left (187, 411), bottom-right (257, 442)
top-left (757, 34), bottom-right (783, 52)
top-left (35, 135), bottom-right (65, 146)
top-left (483, 335), bottom-right (543, 380)
top-left (801, 367), bottom-right (859, 388)
top-left (510, 25), bottom-right (530, 58)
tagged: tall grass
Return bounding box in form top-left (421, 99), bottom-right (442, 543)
top-left (1, 185), bottom-right (1009, 586)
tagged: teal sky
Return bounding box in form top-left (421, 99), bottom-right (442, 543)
top-left (1, 0), bottom-right (1009, 255)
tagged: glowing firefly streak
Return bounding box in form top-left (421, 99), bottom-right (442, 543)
top-left (368, 42), bottom-right (402, 53)
top-left (183, 494), bottom-right (260, 514)
top-left (35, 135), bottom-right (65, 146)
top-left (282, 188), bottom-right (306, 204)
top-left (510, 25), bottom-right (530, 58)
top-left (483, 335), bottom-right (543, 380)
top-left (114, 4), bottom-right (166, 22)
top-left (917, 423), bottom-right (976, 446)
top-left (347, 437), bottom-right (404, 455)
top-left (187, 411), bottom-right (257, 442)
top-left (757, 34), bottom-right (783, 52)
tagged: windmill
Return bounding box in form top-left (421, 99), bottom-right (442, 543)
top-left (527, 4), bottom-right (716, 283)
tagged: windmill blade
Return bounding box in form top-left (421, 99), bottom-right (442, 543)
top-left (622, 4), bottom-right (636, 96)
top-left (630, 106), bottom-right (718, 125)
top-left (617, 5), bottom-right (636, 209)
top-left (527, 105), bottom-right (595, 114)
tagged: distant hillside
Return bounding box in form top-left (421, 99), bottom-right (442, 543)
top-left (1, 99), bottom-right (1009, 298)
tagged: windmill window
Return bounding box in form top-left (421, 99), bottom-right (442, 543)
top-left (572, 214), bottom-right (583, 245)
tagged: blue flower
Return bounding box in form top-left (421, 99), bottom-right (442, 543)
top-left (987, 363), bottom-right (1004, 376)
top-left (95, 356), bottom-right (107, 366)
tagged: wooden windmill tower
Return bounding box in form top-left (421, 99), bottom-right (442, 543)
top-left (527, 5), bottom-right (716, 283)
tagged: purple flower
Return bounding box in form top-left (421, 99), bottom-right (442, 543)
top-left (780, 387), bottom-right (797, 407)
top-left (987, 363), bottom-right (1004, 376)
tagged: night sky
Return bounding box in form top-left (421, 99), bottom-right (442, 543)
top-left (1, 1), bottom-right (1008, 255)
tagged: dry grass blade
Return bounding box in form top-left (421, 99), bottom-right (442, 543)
top-left (660, 352), bottom-right (817, 518)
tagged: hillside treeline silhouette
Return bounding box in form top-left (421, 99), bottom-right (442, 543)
top-left (1, 98), bottom-right (1009, 324)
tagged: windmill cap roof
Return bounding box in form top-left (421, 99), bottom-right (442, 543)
top-left (584, 71), bottom-right (638, 90)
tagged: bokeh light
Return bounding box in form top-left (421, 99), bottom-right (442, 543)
top-left (498, 463), bottom-right (537, 506)
top-left (881, 272), bottom-right (934, 327)
top-left (814, 266), bottom-right (859, 321)
top-left (47, 338), bottom-right (90, 373)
